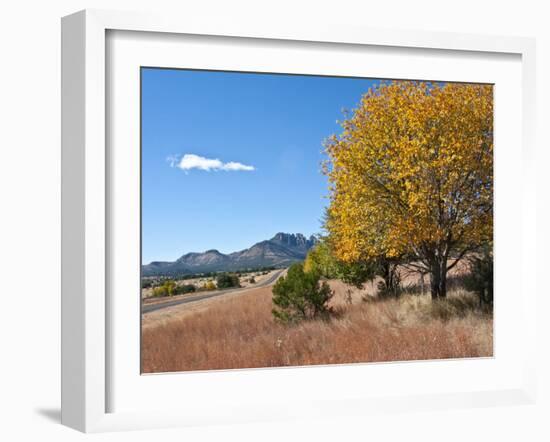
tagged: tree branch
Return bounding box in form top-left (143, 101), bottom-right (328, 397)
top-left (446, 247), bottom-right (476, 271)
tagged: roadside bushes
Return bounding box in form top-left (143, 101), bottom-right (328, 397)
top-left (202, 281), bottom-right (217, 291)
top-left (152, 280), bottom-right (176, 297)
top-left (174, 284), bottom-right (196, 295)
top-left (151, 280), bottom-right (198, 297)
top-left (216, 273), bottom-right (241, 289)
top-left (272, 263), bottom-right (333, 323)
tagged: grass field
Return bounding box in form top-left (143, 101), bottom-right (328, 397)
top-left (141, 281), bottom-right (492, 373)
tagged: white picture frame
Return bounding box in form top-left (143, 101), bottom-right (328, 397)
top-left (61, 9), bottom-right (537, 433)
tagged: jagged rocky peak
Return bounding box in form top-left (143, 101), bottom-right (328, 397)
top-left (271, 232), bottom-right (315, 248)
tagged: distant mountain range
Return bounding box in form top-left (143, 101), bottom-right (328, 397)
top-left (142, 233), bottom-right (318, 276)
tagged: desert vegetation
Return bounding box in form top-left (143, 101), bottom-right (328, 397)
top-left (142, 280), bottom-right (492, 372)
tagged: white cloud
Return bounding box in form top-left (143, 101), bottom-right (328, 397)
top-left (178, 154), bottom-right (223, 171)
top-left (221, 161), bottom-right (255, 171)
top-left (169, 154), bottom-right (255, 172)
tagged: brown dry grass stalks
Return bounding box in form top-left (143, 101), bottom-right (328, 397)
top-left (141, 286), bottom-right (492, 373)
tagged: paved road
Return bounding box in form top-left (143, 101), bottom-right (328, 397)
top-left (141, 269), bottom-right (285, 315)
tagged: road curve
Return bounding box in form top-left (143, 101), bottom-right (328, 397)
top-left (141, 269), bottom-right (285, 315)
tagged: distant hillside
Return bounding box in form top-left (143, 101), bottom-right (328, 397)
top-left (142, 233), bottom-right (317, 276)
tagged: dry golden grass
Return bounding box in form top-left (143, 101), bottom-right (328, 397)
top-left (141, 285), bottom-right (492, 373)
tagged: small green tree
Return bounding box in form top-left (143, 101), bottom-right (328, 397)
top-left (272, 263), bottom-right (333, 323)
top-left (335, 260), bottom-right (377, 289)
top-left (216, 273), bottom-right (240, 289)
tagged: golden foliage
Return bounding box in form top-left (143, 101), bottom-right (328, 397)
top-left (203, 281), bottom-right (216, 291)
top-left (324, 81), bottom-right (493, 265)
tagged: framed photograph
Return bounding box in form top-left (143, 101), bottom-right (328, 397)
top-left (61, 9), bottom-right (537, 432)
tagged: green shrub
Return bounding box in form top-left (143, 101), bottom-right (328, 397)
top-left (249, 276), bottom-right (256, 284)
top-left (272, 263), bottom-right (333, 323)
top-left (174, 284), bottom-right (196, 295)
top-left (216, 273), bottom-right (240, 289)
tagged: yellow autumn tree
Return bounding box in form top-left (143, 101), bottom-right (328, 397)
top-left (324, 81), bottom-right (493, 299)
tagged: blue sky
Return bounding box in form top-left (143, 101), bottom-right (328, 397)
top-left (142, 68), bottom-right (380, 264)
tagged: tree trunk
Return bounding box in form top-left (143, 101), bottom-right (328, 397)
top-left (429, 258), bottom-right (447, 300)
top-left (380, 259), bottom-right (400, 297)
